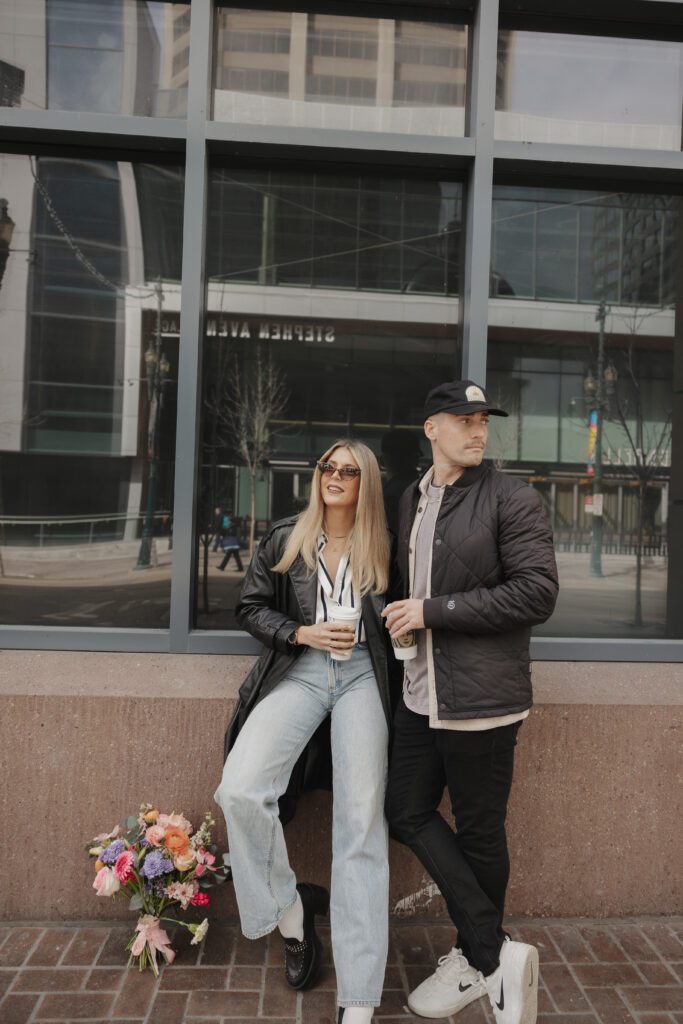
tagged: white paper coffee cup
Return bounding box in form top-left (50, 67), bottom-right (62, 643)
top-left (328, 606), bottom-right (360, 661)
top-left (392, 630), bottom-right (417, 661)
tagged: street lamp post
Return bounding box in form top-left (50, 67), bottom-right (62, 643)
top-left (136, 278), bottom-right (170, 569)
top-left (584, 299), bottom-right (617, 578)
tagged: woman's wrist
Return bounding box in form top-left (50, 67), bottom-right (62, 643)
top-left (287, 624), bottom-right (306, 647)
top-left (295, 625), bottom-right (308, 646)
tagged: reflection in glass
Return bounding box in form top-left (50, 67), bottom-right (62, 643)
top-left (0, 0), bottom-right (189, 116)
top-left (487, 186), bottom-right (680, 638)
top-left (0, 154), bottom-right (184, 627)
top-left (213, 8), bottom-right (467, 135)
top-left (197, 168), bottom-right (463, 629)
top-left (496, 31), bottom-right (683, 150)
top-left (491, 188), bottom-right (677, 306)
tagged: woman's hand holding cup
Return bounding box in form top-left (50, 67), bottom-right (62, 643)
top-left (297, 621), bottom-right (356, 655)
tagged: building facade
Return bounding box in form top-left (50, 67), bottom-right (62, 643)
top-left (0, 0), bottom-right (681, 920)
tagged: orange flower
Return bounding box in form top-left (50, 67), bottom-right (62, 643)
top-left (164, 827), bottom-right (190, 855)
top-left (94, 859), bottom-right (105, 872)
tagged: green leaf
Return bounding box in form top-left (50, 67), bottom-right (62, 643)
top-left (129, 893), bottom-right (144, 911)
top-left (125, 816), bottom-right (138, 829)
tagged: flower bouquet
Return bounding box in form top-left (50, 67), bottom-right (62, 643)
top-left (87, 804), bottom-right (231, 974)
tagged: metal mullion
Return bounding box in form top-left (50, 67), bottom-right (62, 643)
top-left (0, 628), bottom-right (170, 653)
top-left (168, 0), bottom-right (213, 652)
top-left (206, 121), bottom-right (476, 161)
top-left (494, 141), bottom-right (683, 176)
top-left (189, 631), bottom-right (683, 661)
top-left (0, 109), bottom-right (186, 148)
top-left (531, 638), bottom-right (683, 662)
top-left (460, 0), bottom-right (498, 383)
top-left (187, 631), bottom-right (262, 655)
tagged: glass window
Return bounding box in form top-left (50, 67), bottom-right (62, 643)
top-left (197, 167), bottom-right (462, 629)
top-left (496, 30), bottom-right (683, 151)
top-left (0, 153), bottom-right (185, 627)
top-left (213, 8), bottom-right (468, 136)
top-left (488, 185), bottom-right (680, 639)
top-left (0, 0), bottom-right (189, 116)
top-left (491, 188), bottom-right (676, 307)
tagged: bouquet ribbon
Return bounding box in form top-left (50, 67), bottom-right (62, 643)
top-left (131, 915), bottom-right (176, 965)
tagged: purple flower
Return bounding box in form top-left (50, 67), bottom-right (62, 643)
top-left (140, 850), bottom-right (174, 879)
top-left (100, 839), bottom-right (125, 865)
top-left (142, 878), bottom-right (166, 898)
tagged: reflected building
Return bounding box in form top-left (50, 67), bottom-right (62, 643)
top-left (212, 9), bottom-right (468, 134)
top-left (0, 153), bottom-right (183, 555)
top-left (0, 0), bottom-right (187, 117)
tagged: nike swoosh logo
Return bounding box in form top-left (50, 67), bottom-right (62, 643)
top-left (459, 982), bottom-right (473, 992)
top-left (496, 981), bottom-right (505, 1010)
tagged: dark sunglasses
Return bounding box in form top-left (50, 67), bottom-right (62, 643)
top-left (317, 460), bottom-right (361, 480)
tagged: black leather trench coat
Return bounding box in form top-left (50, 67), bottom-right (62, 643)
top-left (223, 516), bottom-right (400, 821)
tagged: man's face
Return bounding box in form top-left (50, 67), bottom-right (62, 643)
top-left (424, 411), bottom-right (489, 469)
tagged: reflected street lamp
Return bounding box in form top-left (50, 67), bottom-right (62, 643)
top-left (584, 299), bottom-right (616, 577)
top-left (136, 278), bottom-right (170, 569)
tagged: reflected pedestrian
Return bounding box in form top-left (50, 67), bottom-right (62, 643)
top-left (217, 531), bottom-right (244, 572)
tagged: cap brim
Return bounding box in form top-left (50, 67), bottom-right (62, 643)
top-left (426, 401), bottom-right (509, 418)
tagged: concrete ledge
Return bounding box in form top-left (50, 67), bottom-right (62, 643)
top-left (1, 650), bottom-right (681, 921)
top-left (1, 649), bottom-right (682, 703)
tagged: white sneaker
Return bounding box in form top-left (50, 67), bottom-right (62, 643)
top-left (484, 938), bottom-right (539, 1024)
top-left (407, 947), bottom-right (486, 1018)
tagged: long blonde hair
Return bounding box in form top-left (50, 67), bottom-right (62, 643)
top-left (273, 440), bottom-right (389, 595)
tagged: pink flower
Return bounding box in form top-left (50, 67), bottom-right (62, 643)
top-left (144, 825), bottom-right (166, 847)
top-left (163, 880), bottom-right (198, 910)
top-left (158, 813), bottom-right (193, 835)
top-left (93, 867), bottom-right (120, 897)
top-left (191, 891), bottom-right (210, 907)
top-left (114, 851), bottom-right (135, 884)
top-left (195, 849), bottom-right (216, 877)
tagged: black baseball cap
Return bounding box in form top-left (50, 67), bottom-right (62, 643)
top-left (424, 379), bottom-right (508, 419)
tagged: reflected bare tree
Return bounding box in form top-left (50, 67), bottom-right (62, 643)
top-left (200, 344), bottom-right (288, 615)
top-left (609, 307), bottom-right (673, 628)
top-left (225, 347), bottom-right (289, 554)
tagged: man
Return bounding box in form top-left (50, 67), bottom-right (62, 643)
top-left (383, 380), bottom-right (558, 1023)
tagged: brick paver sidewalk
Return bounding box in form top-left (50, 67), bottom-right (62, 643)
top-left (0, 917), bottom-right (681, 1023)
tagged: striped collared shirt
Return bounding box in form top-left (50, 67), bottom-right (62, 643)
top-left (315, 534), bottom-right (365, 643)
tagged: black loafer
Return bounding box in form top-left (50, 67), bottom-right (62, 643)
top-left (282, 882), bottom-right (330, 990)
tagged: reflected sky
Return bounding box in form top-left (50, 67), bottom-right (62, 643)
top-left (498, 31), bottom-right (683, 148)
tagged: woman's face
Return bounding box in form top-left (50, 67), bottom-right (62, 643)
top-left (319, 446), bottom-right (361, 512)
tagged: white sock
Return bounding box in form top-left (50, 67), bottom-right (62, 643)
top-left (340, 1009), bottom-right (374, 1023)
top-left (277, 892), bottom-right (304, 941)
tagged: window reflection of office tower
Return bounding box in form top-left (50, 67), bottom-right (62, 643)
top-left (166, 5), bottom-right (192, 96)
top-left (214, 9), bottom-right (467, 118)
top-left (592, 195), bottom-right (676, 306)
top-left (0, 0), bottom-right (189, 117)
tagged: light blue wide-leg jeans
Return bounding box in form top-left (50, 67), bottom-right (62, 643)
top-left (214, 644), bottom-right (389, 1008)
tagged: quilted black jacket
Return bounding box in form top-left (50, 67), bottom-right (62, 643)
top-left (397, 462), bottom-right (559, 720)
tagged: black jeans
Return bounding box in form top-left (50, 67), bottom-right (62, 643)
top-left (386, 699), bottom-right (521, 976)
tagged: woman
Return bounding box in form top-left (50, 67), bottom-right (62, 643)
top-left (214, 440), bottom-right (393, 1023)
